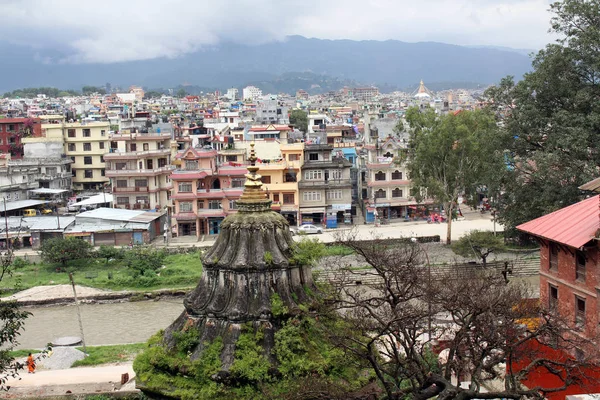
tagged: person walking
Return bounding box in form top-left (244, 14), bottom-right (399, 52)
top-left (163, 231), bottom-right (168, 244)
top-left (27, 353), bottom-right (35, 374)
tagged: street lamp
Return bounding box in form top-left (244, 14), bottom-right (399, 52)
top-left (412, 237), bottom-right (432, 345)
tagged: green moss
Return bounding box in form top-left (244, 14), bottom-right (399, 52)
top-left (263, 251), bottom-right (273, 266)
top-left (270, 293), bottom-right (288, 317)
top-left (230, 325), bottom-right (271, 383)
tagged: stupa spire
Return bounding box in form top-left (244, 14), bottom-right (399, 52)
top-left (236, 142), bottom-right (271, 212)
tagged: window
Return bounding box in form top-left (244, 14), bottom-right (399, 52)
top-left (46, 167), bottom-right (57, 175)
top-left (283, 193), bottom-right (294, 204)
top-left (179, 202), bottom-right (193, 212)
top-left (375, 189), bottom-right (386, 199)
top-left (226, 155), bottom-right (238, 162)
top-left (231, 178), bottom-right (244, 188)
top-left (185, 160), bottom-right (198, 170)
top-left (82, 129), bottom-right (91, 137)
top-left (116, 162), bottom-right (127, 170)
top-left (229, 200), bottom-right (238, 210)
top-left (99, 142), bottom-right (105, 150)
top-left (130, 143), bottom-right (137, 151)
top-left (272, 194), bottom-right (280, 202)
top-left (208, 200), bottom-right (221, 210)
top-left (117, 197), bottom-right (129, 205)
top-left (101, 130), bottom-right (106, 137)
top-left (289, 154), bottom-right (299, 161)
top-left (100, 155), bottom-right (104, 163)
top-left (392, 188), bottom-right (403, 198)
top-left (330, 169), bottom-right (342, 180)
top-left (158, 158), bottom-right (167, 168)
top-left (84, 156), bottom-right (92, 165)
top-left (83, 143), bottom-right (92, 151)
top-left (262, 175), bottom-right (271, 184)
top-left (327, 189), bottom-right (342, 200)
top-left (305, 170), bottom-right (322, 180)
top-left (308, 153), bottom-right (319, 161)
top-left (117, 180), bottom-right (128, 188)
top-left (135, 179), bottom-right (148, 187)
top-left (549, 243), bottom-right (558, 271)
top-left (100, 169), bottom-right (105, 176)
top-left (284, 172), bottom-right (297, 183)
top-left (84, 169), bottom-right (93, 178)
top-left (68, 129), bottom-right (76, 137)
top-left (375, 171), bottom-right (386, 181)
top-left (178, 182), bottom-right (192, 192)
top-left (575, 296), bottom-right (586, 329)
top-left (303, 191), bottom-right (321, 201)
top-left (392, 170), bottom-right (403, 180)
top-left (68, 143), bottom-right (76, 151)
top-left (549, 284), bottom-right (558, 310)
top-left (576, 251), bottom-right (586, 281)
top-left (197, 200), bottom-right (204, 209)
top-left (143, 143), bottom-right (149, 151)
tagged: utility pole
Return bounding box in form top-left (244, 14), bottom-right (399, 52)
top-left (3, 198), bottom-right (9, 250)
top-left (69, 273), bottom-right (87, 355)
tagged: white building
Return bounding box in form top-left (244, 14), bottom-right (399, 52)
top-left (225, 88), bottom-right (239, 101)
top-left (242, 86), bottom-right (263, 101)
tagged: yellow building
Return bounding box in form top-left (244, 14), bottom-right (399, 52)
top-left (259, 143), bottom-right (303, 226)
top-left (39, 116), bottom-right (110, 190)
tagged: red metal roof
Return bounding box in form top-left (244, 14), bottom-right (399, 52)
top-left (516, 195), bottom-right (600, 249)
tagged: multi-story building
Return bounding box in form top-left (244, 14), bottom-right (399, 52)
top-left (0, 118), bottom-right (42, 158)
top-left (259, 143), bottom-right (303, 226)
top-left (105, 127), bottom-right (173, 210)
top-left (363, 136), bottom-right (413, 222)
top-left (255, 99), bottom-right (289, 125)
top-left (242, 86), bottom-right (263, 101)
top-left (39, 116), bottom-right (110, 190)
top-left (352, 87), bottom-right (379, 102)
top-left (298, 144), bottom-right (353, 228)
top-left (170, 147), bottom-right (246, 238)
top-left (225, 88), bottom-right (239, 101)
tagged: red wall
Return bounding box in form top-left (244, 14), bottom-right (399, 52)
top-left (0, 118), bottom-right (42, 158)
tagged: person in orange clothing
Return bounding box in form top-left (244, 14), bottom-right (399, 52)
top-left (27, 353), bottom-right (35, 374)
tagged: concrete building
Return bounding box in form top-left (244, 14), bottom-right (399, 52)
top-left (104, 126), bottom-right (173, 210)
top-left (0, 118), bottom-right (42, 158)
top-left (170, 147), bottom-right (246, 238)
top-left (298, 144), bottom-right (353, 228)
top-left (352, 87), bottom-right (379, 102)
top-left (242, 86), bottom-right (263, 101)
top-left (255, 99), bottom-right (289, 125)
top-left (225, 88), bottom-right (239, 101)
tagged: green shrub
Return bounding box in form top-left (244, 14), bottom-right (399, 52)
top-left (40, 237), bottom-right (93, 267)
top-left (125, 246), bottom-right (166, 276)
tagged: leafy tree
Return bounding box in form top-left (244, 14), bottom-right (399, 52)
top-left (40, 237), bottom-right (93, 267)
top-left (326, 230), bottom-right (600, 400)
top-left (124, 246), bottom-right (166, 276)
top-left (81, 86), bottom-right (107, 95)
top-left (176, 88), bottom-right (187, 98)
top-left (3, 87), bottom-right (79, 98)
top-left (144, 90), bottom-right (164, 99)
top-left (485, 0), bottom-right (600, 232)
top-left (96, 245), bottom-right (124, 265)
top-left (405, 107), bottom-right (503, 244)
top-left (0, 251), bottom-right (32, 390)
top-left (451, 230), bottom-right (505, 267)
top-left (289, 109), bottom-right (308, 133)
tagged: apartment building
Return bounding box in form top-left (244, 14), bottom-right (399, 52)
top-left (298, 143), bottom-right (353, 228)
top-left (255, 99), bottom-right (289, 125)
top-left (259, 143), bottom-right (303, 226)
top-left (105, 127), bottom-right (173, 210)
top-left (0, 118), bottom-right (42, 158)
top-left (170, 147), bottom-right (246, 237)
top-left (363, 137), bottom-right (413, 222)
top-left (242, 86), bottom-right (263, 101)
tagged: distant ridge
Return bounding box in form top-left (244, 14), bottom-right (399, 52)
top-left (0, 36), bottom-right (533, 93)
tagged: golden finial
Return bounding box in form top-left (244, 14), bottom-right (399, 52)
top-left (236, 141), bottom-right (272, 212)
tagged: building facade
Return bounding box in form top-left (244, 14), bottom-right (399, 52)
top-left (0, 118), bottom-right (42, 158)
top-left (105, 127), bottom-right (173, 210)
top-left (242, 86), bottom-right (263, 101)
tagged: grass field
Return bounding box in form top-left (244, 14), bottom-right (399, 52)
top-left (72, 343), bottom-right (147, 367)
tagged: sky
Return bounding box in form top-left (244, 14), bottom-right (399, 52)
top-left (0, 0), bottom-right (556, 64)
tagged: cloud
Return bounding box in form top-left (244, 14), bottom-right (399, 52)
top-left (0, 0), bottom-right (555, 63)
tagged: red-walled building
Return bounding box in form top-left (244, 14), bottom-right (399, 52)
top-left (0, 118), bottom-right (42, 158)
top-left (517, 194), bottom-right (600, 398)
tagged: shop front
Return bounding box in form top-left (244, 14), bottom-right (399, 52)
top-left (299, 207), bottom-right (325, 225)
top-left (326, 203), bottom-right (352, 228)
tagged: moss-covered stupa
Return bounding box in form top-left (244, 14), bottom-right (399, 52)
top-left (135, 143), bottom-right (325, 398)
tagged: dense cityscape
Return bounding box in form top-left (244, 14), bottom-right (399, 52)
top-left (1, 0), bottom-right (599, 399)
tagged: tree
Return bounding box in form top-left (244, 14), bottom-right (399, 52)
top-left (0, 251), bottom-right (31, 391)
top-left (405, 108), bottom-right (503, 244)
top-left (325, 230), bottom-right (600, 400)
top-left (81, 86), bottom-right (106, 95)
top-left (96, 245), bottom-right (124, 265)
top-left (451, 230), bottom-right (506, 267)
top-left (289, 109), bottom-right (308, 133)
top-left (40, 237), bottom-right (93, 267)
top-left (176, 88), bottom-right (187, 98)
top-left (485, 0), bottom-right (600, 232)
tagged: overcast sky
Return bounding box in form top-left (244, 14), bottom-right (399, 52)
top-left (0, 0), bottom-right (556, 64)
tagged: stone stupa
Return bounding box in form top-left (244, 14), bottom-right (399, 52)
top-left (162, 142), bottom-right (316, 373)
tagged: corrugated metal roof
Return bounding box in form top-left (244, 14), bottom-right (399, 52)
top-left (77, 207), bottom-right (163, 223)
top-left (0, 200), bottom-right (48, 212)
top-left (516, 195), bottom-right (600, 249)
top-left (26, 216), bottom-right (76, 231)
top-left (579, 177), bottom-right (600, 192)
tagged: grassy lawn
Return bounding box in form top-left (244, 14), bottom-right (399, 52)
top-left (3, 251), bottom-right (203, 294)
top-left (72, 343), bottom-right (147, 367)
top-left (9, 349), bottom-right (40, 358)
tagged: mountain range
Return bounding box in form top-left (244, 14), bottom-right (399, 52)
top-left (0, 36), bottom-right (534, 94)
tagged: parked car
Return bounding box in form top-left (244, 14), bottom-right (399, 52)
top-left (296, 224), bottom-right (323, 235)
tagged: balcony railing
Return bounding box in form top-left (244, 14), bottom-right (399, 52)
top-left (113, 186), bottom-right (149, 193)
top-left (298, 179), bottom-right (352, 188)
top-left (106, 165), bottom-right (175, 175)
top-left (104, 148), bottom-right (170, 158)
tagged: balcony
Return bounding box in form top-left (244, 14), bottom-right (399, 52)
top-left (298, 179), bottom-right (352, 189)
top-left (104, 148), bottom-right (171, 159)
top-left (116, 203), bottom-right (151, 210)
top-left (113, 186), bottom-right (149, 193)
top-left (105, 165), bottom-right (175, 177)
top-left (109, 130), bottom-right (171, 140)
top-left (303, 157), bottom-right (350, 169)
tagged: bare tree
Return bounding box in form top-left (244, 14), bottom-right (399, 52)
top-left (319, 229), bottom-right (600, 400)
